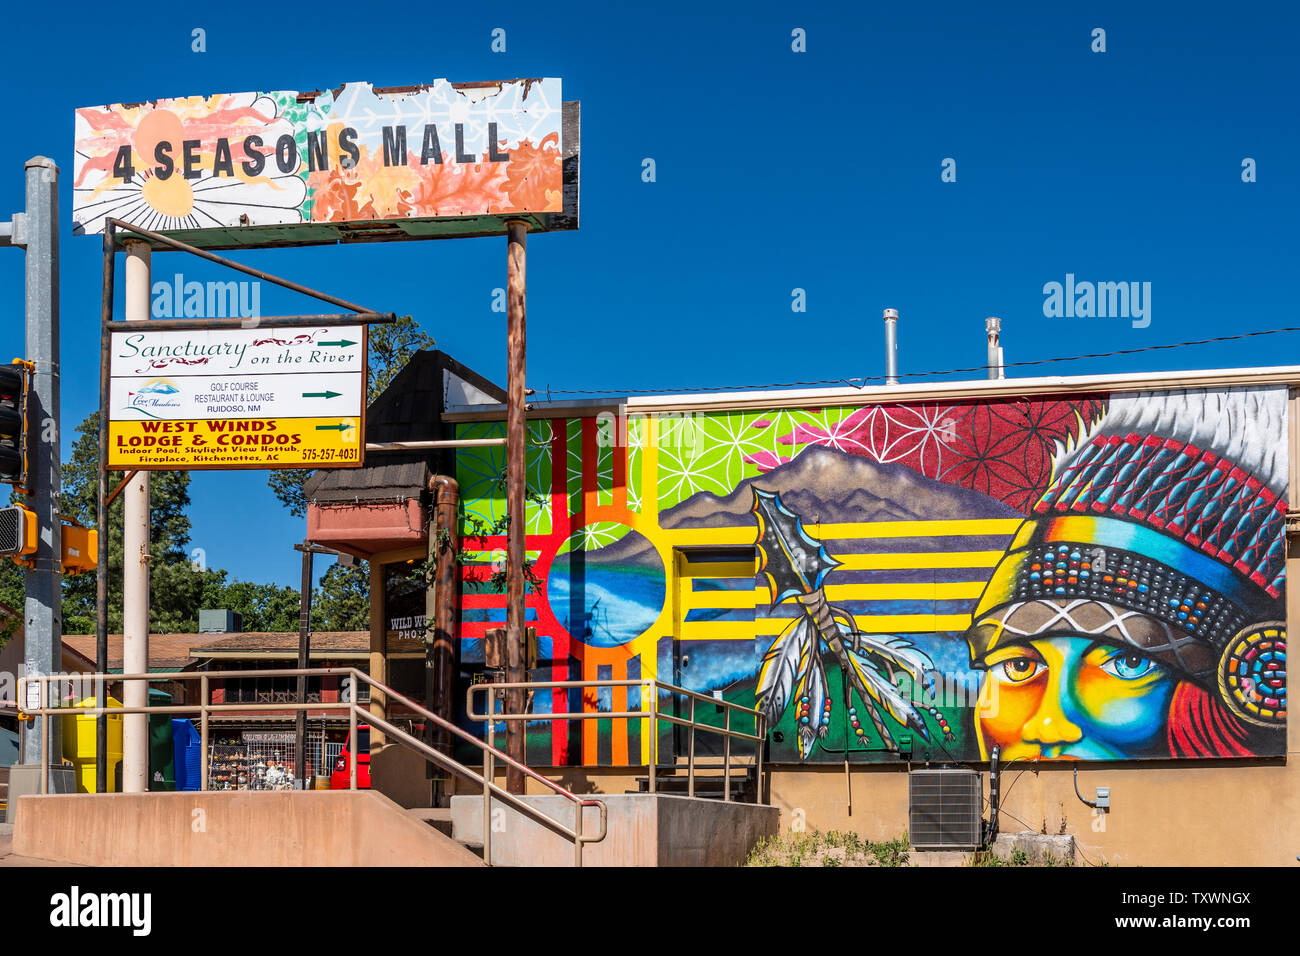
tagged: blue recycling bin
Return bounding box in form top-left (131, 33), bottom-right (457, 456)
top-left (172, 719), bottom-right (203, 791)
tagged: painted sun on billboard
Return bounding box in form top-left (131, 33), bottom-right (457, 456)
top-left (73, 78), bottom-right (576, 248)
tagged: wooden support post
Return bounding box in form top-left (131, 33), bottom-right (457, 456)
top-left (432, 477), bottom-right (460, 753)
top-left (505, 219), bottom-right (529, 793)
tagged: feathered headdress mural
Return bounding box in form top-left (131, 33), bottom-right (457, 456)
top-left (969, 386), bottom-right (1288, 731)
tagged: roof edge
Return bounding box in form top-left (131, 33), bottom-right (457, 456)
top-left (442, 364), bottom-right (1300, 421)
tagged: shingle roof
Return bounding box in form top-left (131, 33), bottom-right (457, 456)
top-left (193, 631), bottom-right (369, 655)
top-left (62, 633), bottom-right (219, 670)
top-left (61, 631), bottom-right (371, 667)
top-left (304, 350), bottom-right (503, 504)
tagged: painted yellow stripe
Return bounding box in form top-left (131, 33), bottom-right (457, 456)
top-left (807, 519), bottom-right (1023, 538)
top-left (677, 613), bottom-right (975, 641)
top-left (825, 581), bottom-right (984, 600)
top-left (681, 580), bottom-right (986, 610)
top-left (679, 621), bottom-right (761, 641)
top-left (756, 614), bottom-right (973, 634)
top-left (661, 519), bottom-right (1021, 547)
top-left (684, 589), bottom-right (760, 610)
top-left (680, 561), bottom-right (756, 578)
top-left (664, 526), bottom-right (757, 546)
top-left (836, 551), bottom-right (1005, 570)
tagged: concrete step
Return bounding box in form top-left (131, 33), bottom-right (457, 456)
top-left (631, 769), bottom-right (755, 800)
top-left (406, 806), bottom-right (453, 838)
top-left (408, 807), bottom-right (487, 858)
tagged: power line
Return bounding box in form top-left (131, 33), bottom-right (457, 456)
top-left (543, 324), bottom-right (1300, 397)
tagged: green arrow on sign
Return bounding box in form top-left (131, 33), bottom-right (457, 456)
top-left (316, 339), bottom-right (357, 348)
top-left (302, 390), bottom-right (343, 399)
top-left (315, 422), bottom-right (355, 433)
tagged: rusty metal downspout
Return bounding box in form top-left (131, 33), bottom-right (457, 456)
top-left (426, 475), bottom-right (460, 764)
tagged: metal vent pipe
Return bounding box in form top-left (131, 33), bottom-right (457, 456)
top-left (985, 316), bottom-right (1004, 380)
top-left (883, 308), bottom-right (899, 385)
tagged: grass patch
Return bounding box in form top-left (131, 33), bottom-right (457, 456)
top-left (745, 830), bottom-right (911, 867)
top-left (967, 848), bottom-right (1075, 867)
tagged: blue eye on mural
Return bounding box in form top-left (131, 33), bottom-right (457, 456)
top-left (1101, 651), bottom-right (1157, 681)
top-left (545, 525), bottom-right (666, 649)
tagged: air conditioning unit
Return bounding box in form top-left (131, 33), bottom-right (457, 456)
top-left (909, 768), bottom-right (983, 850)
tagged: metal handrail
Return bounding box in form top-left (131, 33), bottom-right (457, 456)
top-left (345, 668), bottom-right (606, 866)
top-left (17, 667), bottom-right (607, 867)
top-left (467, 678), bottom-right (767, 804)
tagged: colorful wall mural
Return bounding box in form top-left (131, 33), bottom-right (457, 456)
top-left (455, 386), bottom-right (1288, 765)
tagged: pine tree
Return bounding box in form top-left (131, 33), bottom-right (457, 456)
top-left (266, 315), bottom-right (435, 516)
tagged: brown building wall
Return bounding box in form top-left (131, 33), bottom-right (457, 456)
top-left (766, 758), bottom-right (1297, 866)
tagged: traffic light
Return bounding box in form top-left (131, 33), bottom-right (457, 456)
top-left (61, 518), bottom-right (97, 575)
top-left (0, 360), bottom-right (31, 486)
top-left (0, 504), bottom-right (37, 558)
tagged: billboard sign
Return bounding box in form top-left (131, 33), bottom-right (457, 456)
top-left (74, 78), bottom-right (575, 248)
top-left (107, 325), bottom-right (366, 470)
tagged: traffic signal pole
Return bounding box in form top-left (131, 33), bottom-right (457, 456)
top-left (18, 157), bottom-right (61, 770)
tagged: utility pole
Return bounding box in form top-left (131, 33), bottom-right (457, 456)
top-left (505, 220), bottom-right (528, 793)
top-left (8, 158), bottom-right (61, 770)
top-left (121, 239), bottom-right (151, 793)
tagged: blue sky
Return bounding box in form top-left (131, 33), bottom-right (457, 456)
top-left (0, 1), bottom-right (1296, 588)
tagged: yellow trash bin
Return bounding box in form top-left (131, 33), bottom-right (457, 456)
top-left (62, 696), bottom-right (124, 793)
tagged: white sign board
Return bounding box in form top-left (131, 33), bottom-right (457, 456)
top-left (108, 325), bottom-right (366, 470)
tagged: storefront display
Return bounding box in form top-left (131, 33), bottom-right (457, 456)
top-left (205, 730), bottom-right (338, 790)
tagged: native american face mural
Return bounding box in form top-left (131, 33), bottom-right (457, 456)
top-left (455, 386), bottom-right (1288, 765)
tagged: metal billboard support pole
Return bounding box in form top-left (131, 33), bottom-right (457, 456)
top-left (121, 239), bottom-right (151, 793)
top-left (19, 157), bottom-right (61, 772)
top-left (505, 219), bottom-right (528, 794)
top-left (295, 544), bottom-right (314, 785)
top-left (292, 540), bottom-right (340, 786)
top-left (96, 223), bottom-right (115, 793)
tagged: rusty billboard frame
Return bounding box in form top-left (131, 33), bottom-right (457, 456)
top-left (93, 216), bottom-right (399, 791)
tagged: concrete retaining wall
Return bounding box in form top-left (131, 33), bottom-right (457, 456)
top-left (450, 792), bottom-right (778, 866)
top-left (13, 789), bottom-right (483, 867)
